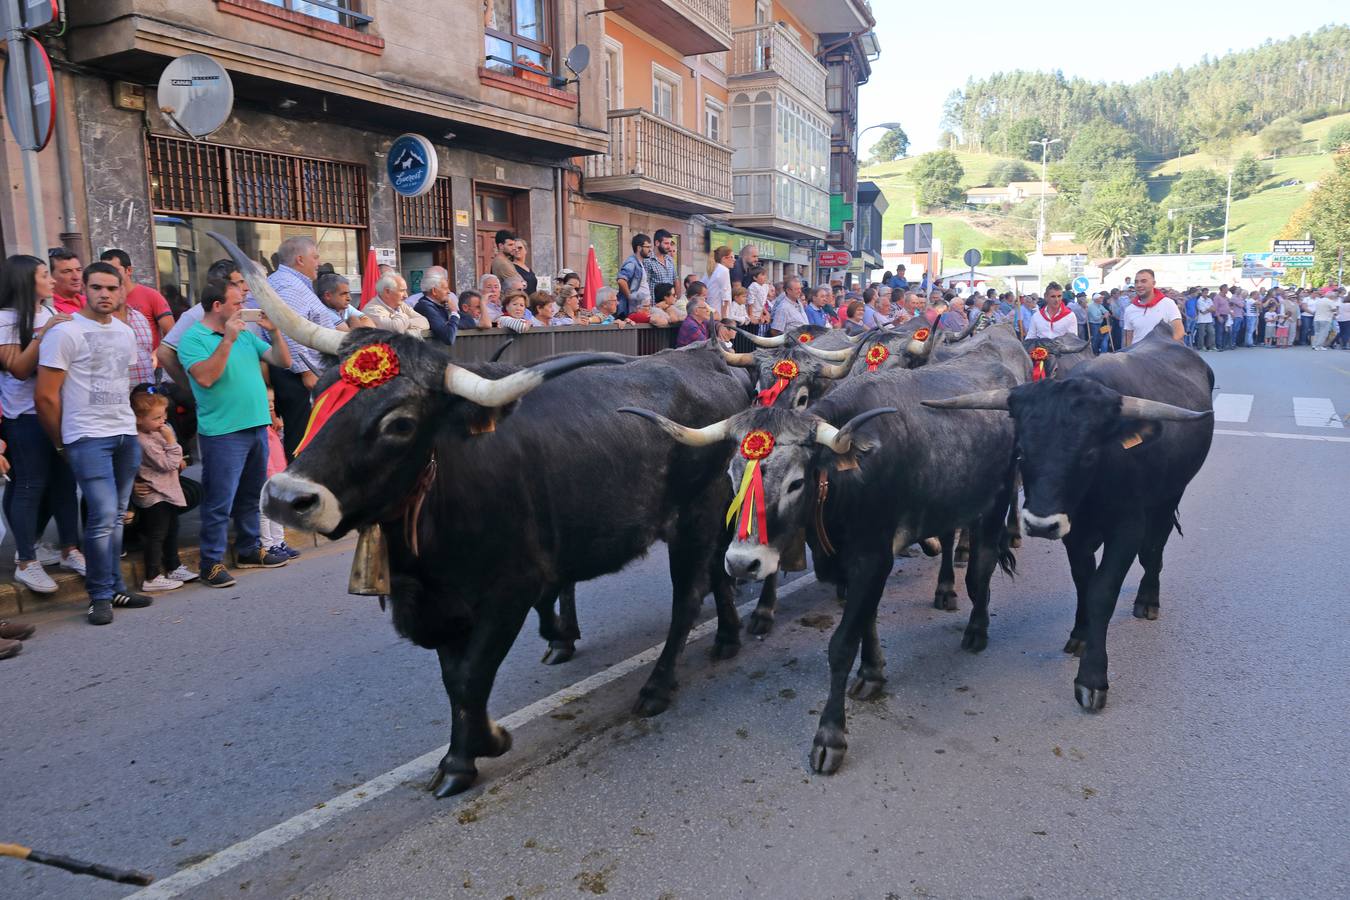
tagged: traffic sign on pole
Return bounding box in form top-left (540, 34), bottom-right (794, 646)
top-left (3, 33), bottom-right (55, 151)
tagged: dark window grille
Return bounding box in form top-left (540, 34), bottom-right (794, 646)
top-left (147, 134), bottom-right (368, 227)
top-left (397, 177), bottom-right (454, 239)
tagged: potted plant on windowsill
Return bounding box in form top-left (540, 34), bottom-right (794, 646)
top-left (516, 56), bottom-right (550, 86)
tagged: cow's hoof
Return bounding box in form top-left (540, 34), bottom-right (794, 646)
top-left (427, 757), bottom-right (478, 798)
top-left (633, 691), bottom-right (671, 718)
top-left (1009, 535), bottom-right (1022, 549)
top-left (933, 588), bottom-right (958, 611)
top-left (809, 727), bottom-right (848, 775)
top-left (1132, 602), bottom-right (1159, 621)
top-left (710, 638), bottom-right (741, 661)
top-left (1074, 682), bottom-right (1108, 711)
top-left (745, 609), bottom-right (774, 636)
top-left (541, 640), bottom-right (576, 665)
top-left (961, 628), bottom-right (988, 653)
top-left (847, 676), bottom-right (885, 701)
top-left (1063, 637), bottom-right (1085, 656)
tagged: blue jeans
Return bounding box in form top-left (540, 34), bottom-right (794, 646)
top-left (198, 427), bottom-right (269, 566)
top-left (2, 413), bottom-right (80, 560)
top-left (1228, 317), bottom-right (1243, 349)
top-left (65, 434), bottom-right (141, 601)
top-left (1244, 315), bottom-right (1257, 346)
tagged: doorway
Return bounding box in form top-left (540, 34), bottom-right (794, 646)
top-left (474, 185), bottom-right (527, 280)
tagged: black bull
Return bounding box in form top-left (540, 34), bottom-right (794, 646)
top-left (218, 237), bottom-right (759, 798)
top-left (925, 325), bottom-right (1214, 710)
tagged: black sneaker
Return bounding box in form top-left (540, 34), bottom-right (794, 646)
top-left (236, 548), bottom-right (288, 569)
top-left (201, 562), bottom-right (237, 588)
top-left (112, 591), bottom-right (154, 609)
top-left (88, 600), bottom-right (113, 626)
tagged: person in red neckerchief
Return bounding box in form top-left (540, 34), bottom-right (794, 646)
top-left (49, 249), bottom-right (86, 314)
top-left (1026, 281), bottom-right (1078, 340)
top-left (1121, 268), bottom-right (1184, 347)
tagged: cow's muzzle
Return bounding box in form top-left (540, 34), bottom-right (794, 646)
top-left (725, 543), bottom-right (780, 581)
top-left (264, 472), bottom-right (343, 534)
top-left (1021, 510), bottom-right (1071, 540)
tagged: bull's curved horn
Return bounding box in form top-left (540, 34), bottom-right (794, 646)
top-left (208, 232), bottom-right (345, 357)
top-left (800, 344), bottom-right (853, 362)
top-left (444, 353), bottom-right (625, 407)
top-left (737, 328), bottom-right (786, 348)
top-left (718, 346), bottom-right (758, 368)
top-left (619, 407), bottom-right (734, 446)
top-left (945, 317), bottom-right (979, 343)
top-left (818, 362), bottom-right (851, 380)
top-left (814, 407), bottom-right (897, 454)
top-left (921, 389), bottom-right (1012, 411)
top-left (1118, 396), bottom-right (1212, 421)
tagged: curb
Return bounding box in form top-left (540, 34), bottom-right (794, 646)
top-left (0, 527), bottom-right (336, 620)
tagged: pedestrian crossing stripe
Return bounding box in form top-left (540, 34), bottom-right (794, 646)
top-left (1216, 429), bottom-right (1350, 443)
top-left (1212, 393), bottom-right (1253, 423)
top-left (1292, 397), bottom-right (1344, 429)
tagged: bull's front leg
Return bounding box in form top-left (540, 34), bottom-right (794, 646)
top-left (536, 584), bottom-right (580, 665)
top-left (745, 572), bottom-right (779, 636)
top-left (428, 601), bottom-right (531, 798)
top-left (1061, 531), bottom-right (1102, 657)
top-left (1074, 517), bottom-right (1143, 712)
top-left (811, 547), bottom-right (892, 775)
top-left (932, 531), bottom-right (958, 611)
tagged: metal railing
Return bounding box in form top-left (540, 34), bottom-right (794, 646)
top-left (730, 23), bottom-right (827, 102)
top-left (583, 109), bottom-right (733, 206)
top-left (678, 0), bottom-right (732, 29)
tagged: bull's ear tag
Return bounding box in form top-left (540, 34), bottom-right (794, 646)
top-left (1121, 432), bottom-right (1143, 450)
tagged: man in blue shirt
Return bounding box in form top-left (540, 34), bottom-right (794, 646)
top-left (266, 237), bottom-right (341, 459)
top-left (889, 265), bottom-right (909, 291)
top-left (806, 286), bottom-right (833, 328)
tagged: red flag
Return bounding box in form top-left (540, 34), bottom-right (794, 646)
top-left (582, 244), bottom-right (602, 310)
top-left (359, 246), bottom-right (378, 309)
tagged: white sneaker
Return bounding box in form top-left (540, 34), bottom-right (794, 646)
top-left (13, 543), bottom-right (61, 567)
top-left (166, 566), bottom-right (199, 583)
top-left (14, 560), bottom-right (58, 594)
top-left (141, 575), bottom-right (183, 592)
top-left (60, 548), bottom-right (87, 577)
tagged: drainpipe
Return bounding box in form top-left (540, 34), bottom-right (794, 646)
top-left (53, 70), bottom-right (83, 256)
top-left (555, 164), bottom-right (567, 275)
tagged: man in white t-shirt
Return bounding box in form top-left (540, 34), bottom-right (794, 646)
top-left (1193, 291), bottom-right (1215, 351)
top-left (1311, 290), bottom-right (1338, 350)
top-left (1026, 282), bottom-right (1079, 341)
top-left (1121, 269), bottom-right (1184, 347)
top-left (35, 261), bottom-right (152, 625)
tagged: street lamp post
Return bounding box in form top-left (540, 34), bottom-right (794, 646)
top-left (1029, 137), bottom-right (1061, 287)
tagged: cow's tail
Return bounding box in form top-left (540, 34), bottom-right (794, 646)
top-left (997, 521), bottom-right (1017, 578)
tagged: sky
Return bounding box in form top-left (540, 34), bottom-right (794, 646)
top-left (858, 0), bottom-right (1349, 156)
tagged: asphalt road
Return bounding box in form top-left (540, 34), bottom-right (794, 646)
top-left (3, 347), bottom-right (1347, 900)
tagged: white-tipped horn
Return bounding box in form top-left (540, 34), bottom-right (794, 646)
top-left (738, 328), bottom-right (786, 348)
top-left (445, 353), bottom-right (624, 407)
top-left (719, 346), bottom-right (758, 368)
top-left (921, 389), bottom-right (1012, 411)
top-left (818, 362), bottom-right (850, 379)
top-left (208, 232), bottom-right (345, 357)
top-left (619, 407), bottom-right (734, 446)
top-left (1119, 396), bottom-right (1212, 421)
top-left (815, 421), bottom-right (846, 453)
top-left (813, 406), bottom-right (897, 454)
top-left (800, 344), bottom-right (853, 362)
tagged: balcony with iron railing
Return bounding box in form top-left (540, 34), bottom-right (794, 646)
top-left (583, 109), bottom-right (734, 215)
top-left (730, 23), bottom-right (828, 107)
top-left (611, 0), bottom-right (732, 56)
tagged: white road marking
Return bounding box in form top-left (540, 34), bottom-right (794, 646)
top-left (128, 574), bottom-right (820, 899)
top-left (1211, 393), bottom-right (1253, 423)
top-left (1215, 429), bottom-right (1350, 443)
top-left (1292, 397), bottom-right (1344, 429)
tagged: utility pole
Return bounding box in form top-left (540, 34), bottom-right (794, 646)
top-left (1221, 165), bottom-right (1233, 259)
top-left (1029, 137), bottom-right (1061, 287)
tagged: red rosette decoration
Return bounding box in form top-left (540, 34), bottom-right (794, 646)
top-left (865, 344), bottom-right (890, 372)
top-left (913, 328), bottom-right (931, 342)
top-left (772, 359), bottom-right (799, 380)
top-left (798, 333), bottom-right (814, 343)
top-left (739, 429), bottom-right (775, 460)
top-left (296, 344), bottom-right (402, 455)
top-left (757, 359), bottom-right (800, 407)
top-left (1029, 346), bottom-right (1050, 361)
top-left (1030, 345), bottom-right (1050, 382)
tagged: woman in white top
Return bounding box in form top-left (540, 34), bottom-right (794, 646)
top-left (705, 245), bottom-right (734, 321)
top-left (0, 255), bottom-right (82, 593)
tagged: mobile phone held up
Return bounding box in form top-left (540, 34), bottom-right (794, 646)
top-left (239, 308), bottom-right (264, 324)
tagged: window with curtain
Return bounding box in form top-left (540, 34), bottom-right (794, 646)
top-left (484, 0), bottom-right (553, 77)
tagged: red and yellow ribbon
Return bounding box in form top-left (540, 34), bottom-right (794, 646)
top-left (727, 430), bottom-right (774, 544)
top-left (1030, 345), bottom-right (1049, 382)
top-left (295, 343), bottom-right (400, 454)
top-left (865, 344), bottom-right (889, 372)
top-left (757, 359), bottom-right (799, 407)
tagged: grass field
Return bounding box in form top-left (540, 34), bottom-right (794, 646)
top-left (861, 112), bottom-right (1346, 270)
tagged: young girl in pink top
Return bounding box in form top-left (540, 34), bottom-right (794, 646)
top-left (132, 391), bottom-right (195, 591)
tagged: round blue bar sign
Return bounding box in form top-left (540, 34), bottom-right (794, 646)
top-left (387, 133), bottom-right (438, 198)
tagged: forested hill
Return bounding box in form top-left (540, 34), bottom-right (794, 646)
top-left (944, 25), bottom-right (1350, 157)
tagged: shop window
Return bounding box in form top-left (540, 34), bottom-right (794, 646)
top-left (485, 0), bottom-right (554, 80)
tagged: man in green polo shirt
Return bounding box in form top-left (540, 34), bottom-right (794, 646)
top-left (178, 279), bottom-right (293, 587)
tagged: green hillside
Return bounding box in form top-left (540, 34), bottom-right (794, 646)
top-left (862, 113), bottom-right (1346, 270)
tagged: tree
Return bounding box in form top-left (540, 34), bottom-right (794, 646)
top-left (1076, 173), bottom-right (1152, 257)
top-left (989, 159), bottom-right (1034, 186)
top-left (1281, 150), bottom-right (1350, 285)
top-left (912, 150), bottom-right (965, 209)
top-left (1001, 117), bottom-right (1052, 161)
top-left (1258, 117), bottom-right (1303, 157)
top-left (869, 125), bottom-right (910, 163)
top-left (1229, 153), bottom-right (1270, 199)
top-left (1153, 169), bottom-right (1226, 251)
top-left (1051, 120), bottom-right (1139, 200)
top-left (1322, 122), bottom-right (1350, 153)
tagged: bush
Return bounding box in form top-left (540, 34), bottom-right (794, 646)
top-left (1323, 122), bottom-right (1350, 153)
top-left (989, 159), bottom-right (1034, 186)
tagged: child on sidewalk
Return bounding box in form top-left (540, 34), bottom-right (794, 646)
top-left (132, 390), bottom-right (195, 591)
top-left (260, 388), bottom-right (300, 560)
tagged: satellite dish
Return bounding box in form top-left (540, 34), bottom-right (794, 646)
top-left (565, 45), bottom-right (591, 77)
top-left (157, 54), bottom-right (234, 140)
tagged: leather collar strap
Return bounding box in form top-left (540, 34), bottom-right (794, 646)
top-left (813, 470), bottom-right (836, 557)
top-left (397, 453), bottom-right (438, 558)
